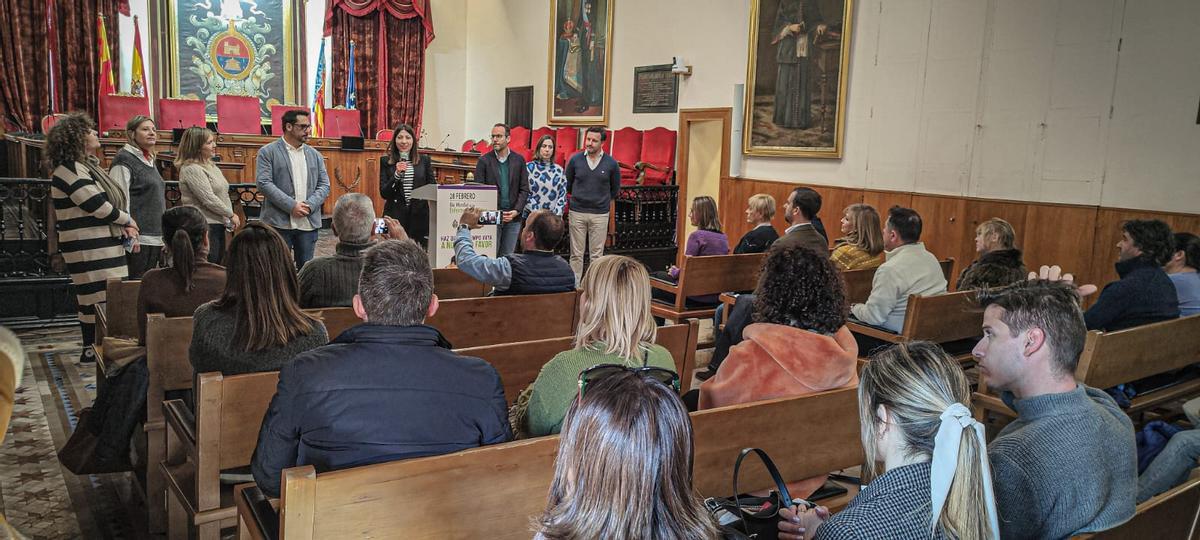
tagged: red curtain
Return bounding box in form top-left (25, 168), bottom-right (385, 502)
top-left (329, 0), bottom-right (433, 136)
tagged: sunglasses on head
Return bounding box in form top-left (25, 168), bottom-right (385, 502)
top-left (577, 363), bottom-right (681, 399)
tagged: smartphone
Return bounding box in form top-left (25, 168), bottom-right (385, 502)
top-left (478, 211), bottom-right (501, 225)
top-left (373, 218), bottom-right (389, 235)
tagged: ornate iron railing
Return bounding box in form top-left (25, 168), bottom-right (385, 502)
top-left (0, 178), bottom-right (56, 278)
top-left (612, 185), bottom-right (678, 251)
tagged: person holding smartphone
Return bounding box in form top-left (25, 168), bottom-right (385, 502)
top-left (380, 123), bottom-right (434, 248)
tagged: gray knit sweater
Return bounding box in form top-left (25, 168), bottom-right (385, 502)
top-left (297, 240), bottom-right (369, 309)
top-left (989, 385), bottom-right (1136, 540)
top-left (189, 302), bottom-right (328, 376)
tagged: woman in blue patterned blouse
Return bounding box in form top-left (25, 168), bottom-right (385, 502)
top-left (525, 135), bottom-right (567, 216)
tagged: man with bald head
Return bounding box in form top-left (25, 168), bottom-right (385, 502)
top-left (455, 208), bottom-right (575, 295)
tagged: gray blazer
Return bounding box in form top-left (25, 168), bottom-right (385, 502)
top-left (255, 138), bottom-right (331, 230)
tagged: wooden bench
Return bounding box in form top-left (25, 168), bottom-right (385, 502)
top-left (1072, 476), bottom-right (1200, 539)
top-left (433, 267), bottom-right (490, 300)
top-left (650, 253), bottom-right (766, 322)
top-left (975, 314), bottom-right (1200, 422)
top-left (161, 370), bottom-right (279, 540)
top-left (94, 278), bottom-right (142, 377)
top-left (235, 386), bottom-right (861, 539)
top-left (457, 320), bottom-right (700, 402)
top-left (427, 291), bottom-right (580, 349)
top-left (308, 308), bottom-right (361, 340)
top-left (841, 267), bottom-right (877, 305)
top-left (846, 289), bottom-right (983, 360)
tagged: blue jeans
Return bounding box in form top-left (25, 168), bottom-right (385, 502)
top-left (276, 228), bottom-right (319, 270)
top-left (497, 220), bottom-right (521, 257)
top-left (1138, 429), bottom-right (1200, 503)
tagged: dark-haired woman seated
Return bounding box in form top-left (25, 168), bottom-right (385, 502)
top-left (189, 223), bottom-right (327, 376)
top-left (137, 206), bottom-right (226, 344)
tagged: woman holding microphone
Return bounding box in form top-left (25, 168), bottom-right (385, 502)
top-left (379, 124), bottom-right (434, 248)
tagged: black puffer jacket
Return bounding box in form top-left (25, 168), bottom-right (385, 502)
top-left (956, 248), bottom-right (1028, 290)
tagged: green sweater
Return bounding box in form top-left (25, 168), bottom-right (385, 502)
top-left (527, 343), bottom-right (675, 436)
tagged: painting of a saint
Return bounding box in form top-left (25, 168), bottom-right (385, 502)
top-left (548, 0), bottom-right (613, 125)
top-left (744, 0), bottom-right (853, 158)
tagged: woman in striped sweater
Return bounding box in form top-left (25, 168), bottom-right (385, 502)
top-left (47, 113), bottom-right (140, 362)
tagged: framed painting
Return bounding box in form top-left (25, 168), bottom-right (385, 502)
top-left (547, 0), bottom-right (614, 126)
top-left (743, 0), bottom-right (854, 158)
top-left (149, 0), bottom-right (306, 123)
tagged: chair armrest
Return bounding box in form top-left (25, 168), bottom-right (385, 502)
top-left (971, 391), bottom-right (1015, 419)
top-left (649, 277), bottom-right (680, 294)
top-left (617, 161), bottom-right (637, 171)
top-left (163, 399), bottom-right (197, 451)
top-left (845, 321), bottom-right (904, 343)
top-left (236, 483), bottom-right (280, 540)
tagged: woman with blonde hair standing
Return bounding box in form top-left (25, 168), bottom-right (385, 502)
top-left (523, 255), bottom-right (676, 436)
top-left (110, 115), bottom-right (166, 278)
top-left (178, 126), bottom-right (239, 264)
top-left (830, 203), bottom-right (885, 271)
top-left (47, 113), bottom-right (139, 363)
top-left (778, 342), bottom-right (999, 540)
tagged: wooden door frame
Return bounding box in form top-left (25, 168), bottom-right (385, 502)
top-left (675, 108), bottom-right (733, 266)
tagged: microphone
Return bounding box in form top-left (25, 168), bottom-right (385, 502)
top-left (437, 132), bottom-right (451, 151)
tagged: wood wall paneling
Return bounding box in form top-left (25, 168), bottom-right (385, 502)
top-left (1021, 204), bottom-right (1098, 287)
top-left (909, 194), bottom-right (967, 283)
top-left (861, 190), bottom-right (914, 217)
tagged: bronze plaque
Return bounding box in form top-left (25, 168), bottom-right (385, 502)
top-left (632, 64), bottom-right (678, 113)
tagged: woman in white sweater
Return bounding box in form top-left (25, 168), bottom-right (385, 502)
top-left (177, 127), bottom-right (239, 264)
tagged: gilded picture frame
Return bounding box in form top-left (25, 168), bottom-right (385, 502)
top-left (547, 0), bottom-right (615, 126)
top-left (149, 0), bottom-right (306, 123)
top-left (743, 0), bottom-right (854, 158)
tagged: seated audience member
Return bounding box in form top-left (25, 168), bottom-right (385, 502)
top-left (829, 203), bottom-right (884, 271)
top-left (524, 255), bottom-right (675, 436)
top-left (651, 196), bottom-right (730, 307)
top-left (1137, 427), bottom-right (1200, 503)
top-left (779, 342), bottom-right (999, 540)
top-left (1165, 232), bottom-right (1200, 316)
top-left (849, 206), bottom-right (947, 353)
top-left (973, 280), bottom-right (1136, 539)
top-left (252, 239), bottom-right (510, 498)
top-left (773, 187), bottom-right (828, 255)
top-left (957, 218), bottom-right (1028, 290)
top-left (298, 193), bottom-right (406, 308)
top-left (733, 193), bottom-right (779, 254)
top-left (454, 207), bottom-right (575, 295)
top-left (1085, 219), bottom-right (1179, 331)
top-left (534, 370), bottom-right (722, 540)
top-left (189, 223), bottom-right (328, 376)
top-left (137, 206), bottom-right (226, 344)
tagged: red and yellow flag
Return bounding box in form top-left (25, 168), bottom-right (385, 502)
top-left (97, 15), bottom-right (115, 97)
top-left (129, 15), bottom-right (147, 96)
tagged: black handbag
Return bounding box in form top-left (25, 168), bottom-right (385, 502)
top-left (705, 448), bottom-right (795, 540)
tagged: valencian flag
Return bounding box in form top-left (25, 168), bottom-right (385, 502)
top-left (97, 15), bottom-right (116, 97)
top-left (346, 40), bottom-right (357, 109)
top-left (129, 15), bottom-right (147, 96)
top-left (312, 38), bottom-right (327, 137)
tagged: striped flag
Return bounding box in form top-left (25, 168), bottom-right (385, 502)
top-left (129, 15), bottom-right (147, 96)
top-left (345, 40), bottom-right (357, 109)
top-left (97, 15), bottom-right (116, 97)
top-left (312, 38), bottom-right (327, 137)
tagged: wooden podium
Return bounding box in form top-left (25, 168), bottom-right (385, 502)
top-left (411, 183), bottom-right (498, 268)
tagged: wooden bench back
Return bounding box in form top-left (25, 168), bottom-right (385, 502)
top-left (145, 313), bottom-right (198, 428)
top-left (899, 290), bottom-right (983, 342)
top-left (841, 268), bottom-right (877, 305)
top-left (940, 258), bottom-right (955, 284)
top-left (269, 388), bottom-right (860, 539)
top-left (102, 278), bottom-right (142, 339)
top-left (428, 291), bottom-right (580, 349)
top-left (309, 307), bottom-right (359, 340)
top-left (1076, 314), bottom-right (1200, 390)
top-left (457, 321), bottom-right (699, 404)
top-left (194, 371), bottom-right (281, 469)
top-left (433, 268), bottom-right (490, 299)
top-left (1075, 476), bottom-right (1200, 539)
top-left (676, 253), bottom-right (766, 300)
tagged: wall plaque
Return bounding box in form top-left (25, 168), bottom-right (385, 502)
top-left (632, 64), bottom-right (678, 113)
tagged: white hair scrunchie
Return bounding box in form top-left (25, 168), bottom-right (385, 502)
top-left (929, 402), bottom-right (1000, 539)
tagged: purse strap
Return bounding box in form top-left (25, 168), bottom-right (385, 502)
top-left (731, 447), bottom-right (794, 529)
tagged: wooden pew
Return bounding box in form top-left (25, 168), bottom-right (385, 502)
top-left (975, 314), bottom-right (1200, 422)
top-left (309, 307), bottom-right (360, 340)
top-left (235, 387), bottom-right (861, 539)
top-left (846, 289), bottom-right (983, 359)
top-left (650, 253), bottom-right (767, 322)
top-left (427, 291), bottom-right (580, 349)
top-left (1072, 476), bottom-right (1200, 539)
top-left (94, 278), bottom-right (142, 377)
top-left (433, 267), bottom-right (490, 299)
top-left (841, 267), bottom-right (877, 305)
top-left (457, 320), bottom-right (700, 403)
top-left (161, 370), bottom-right (279, 540)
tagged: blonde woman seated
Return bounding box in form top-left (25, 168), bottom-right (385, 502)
top-left (778, 342), bottom-right (999, 540)
top-left (535, 370), bottom-right (724, 540)
top-left (524, 255), bottom-right (676, 436)
top-left (957, 217), bottom-right (1027, 290)
top-left (830, 203), bottom-right (885, 271)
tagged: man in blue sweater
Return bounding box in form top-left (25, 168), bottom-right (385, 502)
top-left (564, 126), bottom-right (620, 284)
top-left (1084, 219), bottom-right (1179, 331)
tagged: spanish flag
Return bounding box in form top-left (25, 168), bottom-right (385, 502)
top-left (129, 15), bottom-right (147, 96)
top-left (97, 15), bottom-right (115, 97)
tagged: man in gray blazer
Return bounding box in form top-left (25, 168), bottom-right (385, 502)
top-left (255, 110), bottom-right (331, 269)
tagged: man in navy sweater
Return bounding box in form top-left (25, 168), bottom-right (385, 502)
top-left (564, 126), bottom-right (620, 284)
top-left (1084, 219), bottom-right (1179, 331)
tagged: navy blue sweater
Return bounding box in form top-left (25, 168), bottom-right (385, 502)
top-left (1084, 257), bottom-right (1179, 332)
top-left (564, 152), bottom-right (620, 214)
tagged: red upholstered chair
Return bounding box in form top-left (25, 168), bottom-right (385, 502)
top-left (461, 139), bottom-right (476, 152)
top-left (376, 129), bottom-right (394, 141)
top-left (158, 98), bottom-right (206, 131)
top-left (554, 127), bottom-right (579, 167)
top-left (98, 94), bottom-right (151, 134)
top-left (41, 114), bottom-right (67, 134)
top-left (474, 139), bottom-right (491, 154)
top-left (270, 105), bottom-right (309, 136)
top-left (324, 108), bottom-right (361, 138)
top-left (531, 126), bottom-right (554, 150)
top-left (216, 95), bottom-right (262, 135)
top-left (509, 126), bottom-right (531, 159)
top-left (610, 127), bottom-right (643, 185)
top-left (638, 127), bottom-right (677, 185)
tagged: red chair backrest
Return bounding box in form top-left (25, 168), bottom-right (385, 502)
top-left (376, 129), bottom-right (394, 141)
top-left (158, 98), bottom-right (205, 131)
top-left (217, 95), bottom-right (263, 135)
top-left (474, 139), bottom-right (491, 154)
top-left (611, 127), bottom-right (643, 183)
top-left (270, 105), bottom-right (309, 136)
top-left (531, 126), bottom-right (554, 150)
top-left (554, 127), bottom-right (579, 167)
top-left (640, 127), bottom-right (677, 185)
top-left (41, 114), bottom-right (67, 133)
top-left (461, 139), bottom-right (476, 152)
top-left (510, 126), bottom-right (531, 150)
